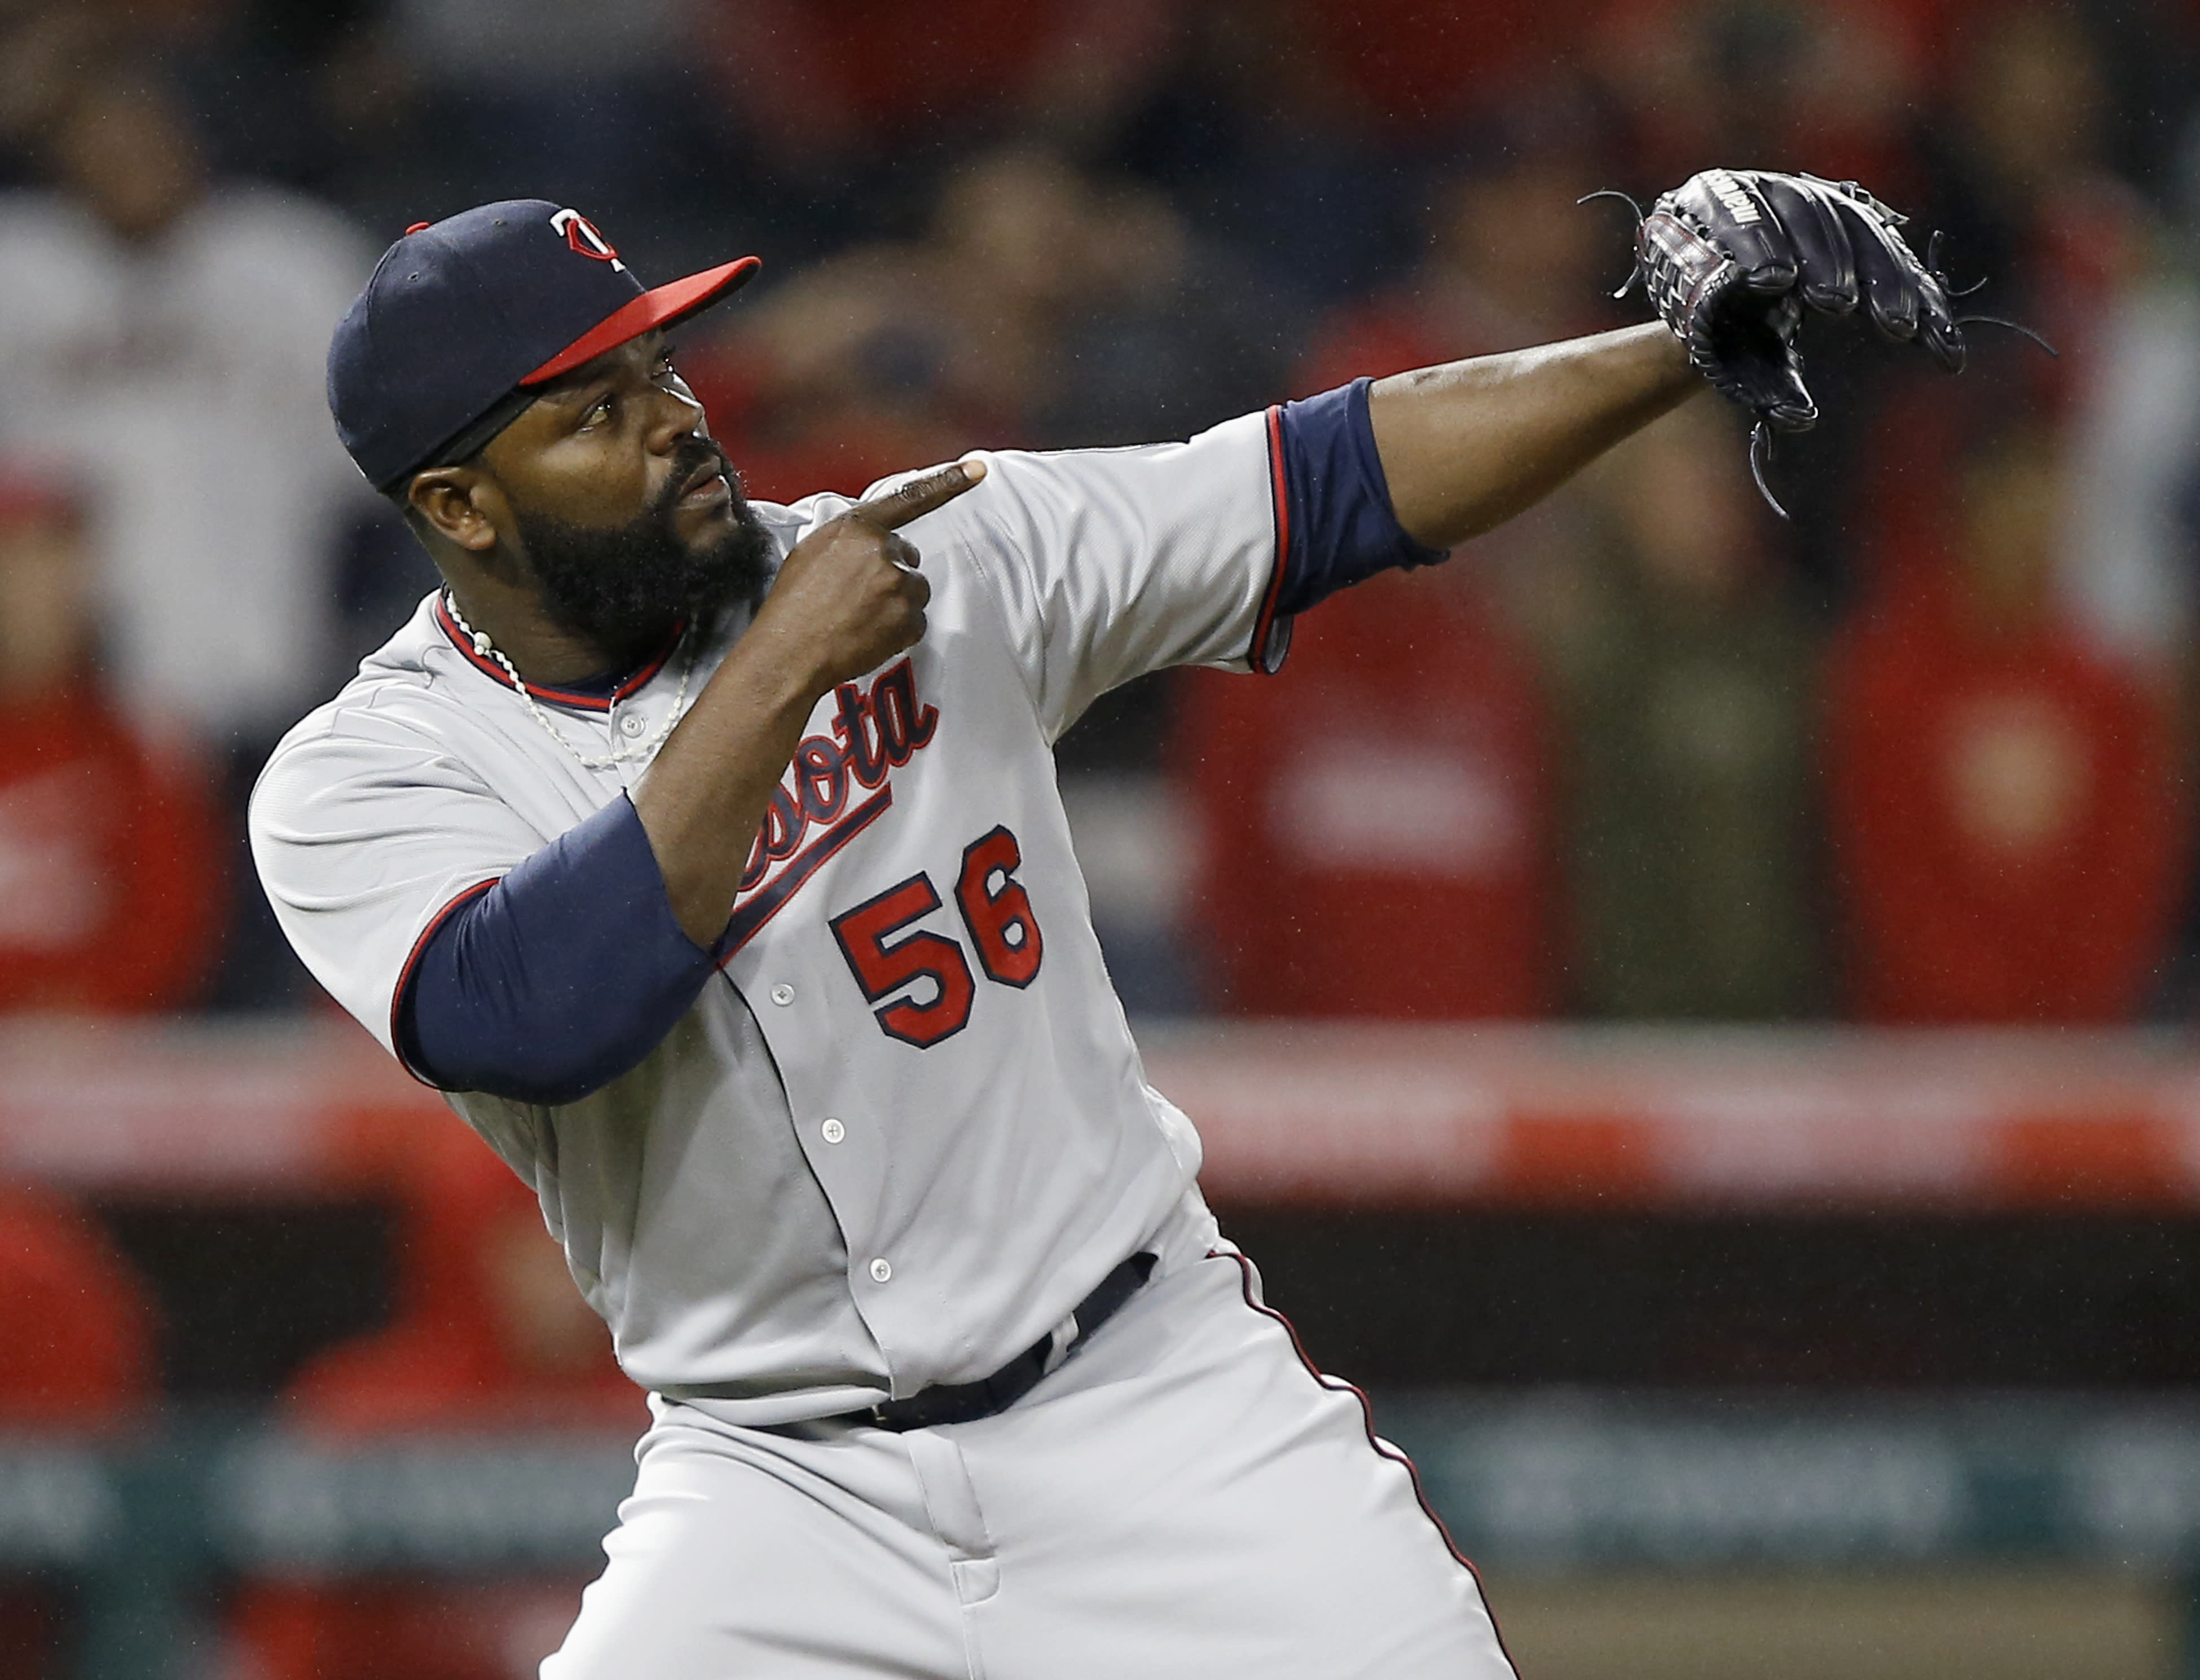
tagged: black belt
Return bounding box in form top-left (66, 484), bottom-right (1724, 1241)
top-left (848, 1252), bottom-right (1156, 1431)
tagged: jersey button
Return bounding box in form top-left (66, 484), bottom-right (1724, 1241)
top-left (869, 1258), bottom-right (892, 1284)
top-left (618, 711), bottom-right (647, 738)
top-left (770, 984), bottom-right (795, 1006)
top-left (821, 1118), bottom-right (846, 1144)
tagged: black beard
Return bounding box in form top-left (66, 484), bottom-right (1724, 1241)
top-left (514, 438), bottom-right (773, 671)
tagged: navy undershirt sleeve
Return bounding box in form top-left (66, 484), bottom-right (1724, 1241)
top-left (399, 795), bottom-right (718, 1105)
top-left (1274, 376), bottom-right (1449, 616)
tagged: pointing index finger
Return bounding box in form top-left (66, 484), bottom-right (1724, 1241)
top-left (851, 458), bottom-right (987, 533)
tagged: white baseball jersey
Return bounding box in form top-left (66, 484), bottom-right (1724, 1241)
top-left (250, 411), bottom-right (1289, 1422)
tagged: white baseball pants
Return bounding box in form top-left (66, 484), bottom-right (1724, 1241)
top-left (543, 1246), bottom-right (1519, 1678)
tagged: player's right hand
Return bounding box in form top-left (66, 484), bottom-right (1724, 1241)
top-left (758, 458), bottom-right (985, 693)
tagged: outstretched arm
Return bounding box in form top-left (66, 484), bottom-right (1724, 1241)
top-left (1371, 166), bottom-right (1972, 547)
top-left (1371, 322), bottom-right (1699, 551)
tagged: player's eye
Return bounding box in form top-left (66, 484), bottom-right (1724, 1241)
top-left (580, 392), bottom-right (615, 428)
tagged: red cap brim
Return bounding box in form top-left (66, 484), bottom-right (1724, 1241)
top-left (521, 255), bottom-right (763, 385)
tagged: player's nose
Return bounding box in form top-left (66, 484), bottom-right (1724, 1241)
top-left (666, 368), bottom-right (715, 442)
top-left (645, 380), bottom-right (707, 451)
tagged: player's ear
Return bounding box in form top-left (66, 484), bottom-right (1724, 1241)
top-left (407, 467), bottom-right (502, 555)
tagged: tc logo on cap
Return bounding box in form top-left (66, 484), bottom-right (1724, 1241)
top-left (551, 208), bottom-right (625, 272)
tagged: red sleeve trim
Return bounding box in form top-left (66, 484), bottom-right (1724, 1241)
top-left (388, 878), bottom-right (500, 1087)
top-left (1248, 405), bottom-right (1292, 676)
top-left (1216, 1248), bottom-right (1523, 1678)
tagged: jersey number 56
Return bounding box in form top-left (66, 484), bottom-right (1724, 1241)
top-left (828, 824), bottom-right (1044, 1048)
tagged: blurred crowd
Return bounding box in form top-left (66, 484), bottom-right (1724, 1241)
top-left (0, 0), bottom-right (2195, 1028)
top-left (0, 1136), bottom-right (637, 1680)
top-left (4, 2), bottom-right (2200, 1673)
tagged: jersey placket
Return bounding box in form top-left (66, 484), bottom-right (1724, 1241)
top-left (735, 927), bottom-right (914, 1387)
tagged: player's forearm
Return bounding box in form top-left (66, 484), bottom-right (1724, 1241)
top-left (1371, 323), bottom-right (1698, 550)
top-left (633, 638), bottom-right (822, 947)
top-left (632, 464), bottom-right (973, 945)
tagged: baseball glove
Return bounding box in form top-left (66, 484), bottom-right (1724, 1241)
top-left (1590, 169), bottom-right (2025, 515)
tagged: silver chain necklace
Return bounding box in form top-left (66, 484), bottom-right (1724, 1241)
top-left (442, 590), bottom-right (695, 773)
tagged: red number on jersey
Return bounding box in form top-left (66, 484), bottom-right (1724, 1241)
top-left (955, 825), bottom-right (1044, 988)
top-left (828, 874), bottom-right (976, 1048)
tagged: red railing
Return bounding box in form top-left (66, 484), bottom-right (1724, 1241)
top-left (7, 1017), bottom-right (2200, 1209)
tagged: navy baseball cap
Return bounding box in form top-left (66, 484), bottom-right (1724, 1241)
top-left (328, 200), bottom-right (761, 492)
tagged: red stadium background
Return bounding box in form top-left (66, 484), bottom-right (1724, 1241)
top-left (3, 0), bottom-right (2200, 1675)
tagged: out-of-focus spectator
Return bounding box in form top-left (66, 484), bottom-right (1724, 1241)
top-left (0, 1181), bottom-right (151, 1680)
top-left (2017, 7), bottom-right (2200, 678)
top-left (0, 1), bottom-right (116, 185)
top-left (1541, 403), bottom-right (1825, 1019)
top-left (0, 1180), bottom-right (151, 1426)
top-left (1038, 171), bottom-right (1291, 446)
top-left (1103, 0), bottom-right (1415, 304)
top-left (1825, 419), bottom-right (2187, 1022)
top-left (0, 64), bottom-right (372, 749)
top-left (892, 145), bottom-right (1098, 444)
top-left (226, 1133), bottom-right (637, 1680)
top-left (703, 0), bottom-right (1179, 175)
top-left (391, 0), bottom-right (689, 101)
top-left (2052, 228), bottom-right (2200, 680)
top-left (0, 470), bottom-right (225, 1012)
top-left (1587, 0), bottom-right (1929, 201)
top-left (1300, 0), bottom-right (1593, 138)
top-left (1174, 563), bottom-right (1557, 1020)
top-left (1297, 124), bottom-right (1611, 391)
top-left (927, 145), bottom-right (1285, 447)
top-left (684, 142), bottom-right (1284, 484)
top-left (1865, 0), bottom-right (2138, 602)
top-left (679, 242), bottom-right (982, 505)
top-left (280, 1134), bottom-right (637, 1435)
top-left (380, 0), bottom-right (725, 240)
top-left (1297, 129), bottom-right (1610, 645)
top-left (1913, 5), bottom-right (2149, 420)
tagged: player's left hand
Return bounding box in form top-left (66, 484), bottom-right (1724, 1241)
top-left (1629, 169), bottom-right (1966, 434)
top-left (1599, 167), bottom-right (1975, 515)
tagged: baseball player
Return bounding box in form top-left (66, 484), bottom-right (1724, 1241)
top-left (252, 176), bottom-right (1959, 1677)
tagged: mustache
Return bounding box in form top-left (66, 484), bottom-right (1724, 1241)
top-left (655, 435), bottom-right (738, 521)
